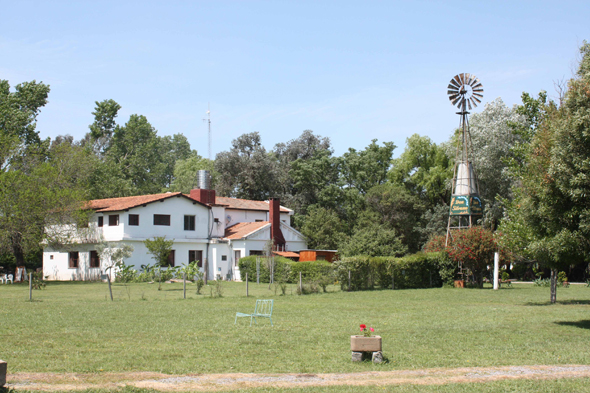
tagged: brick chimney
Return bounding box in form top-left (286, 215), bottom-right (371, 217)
top-left (269, 198), bottom-right (286, 250)
top-left (190, 188), bottom-right (216, 205)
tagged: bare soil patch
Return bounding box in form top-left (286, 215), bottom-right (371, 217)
top-left (7, 365), bottom-right (590, 391)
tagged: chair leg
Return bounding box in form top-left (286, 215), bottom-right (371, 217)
top-left (235, 314), bottom-right (238, 325)
top-left (269, 317), bottom-right (273, 326)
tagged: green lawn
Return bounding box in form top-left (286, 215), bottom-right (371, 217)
top-left (1, 281), bottom-right (589, 375)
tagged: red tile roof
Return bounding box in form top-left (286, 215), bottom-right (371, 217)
top-left (273, 251), bottom-right (300, 258)
top-left (214, 197), bottom-right (291, 213)
top-left (224, 221), bottom-right (270, 240)
top-left (85, 192), bottom-right (206, 212)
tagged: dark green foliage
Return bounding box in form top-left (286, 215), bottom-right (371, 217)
top-left (333, 252), bottom-right (453, 291)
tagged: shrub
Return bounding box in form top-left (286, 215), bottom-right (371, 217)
top-left (115, 262), bottom-right (138, 283)
top-left (557, 271), bottom-right (568, 284)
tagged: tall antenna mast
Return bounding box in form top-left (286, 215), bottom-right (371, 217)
top-left (203, 103), bottom-right (211, 160)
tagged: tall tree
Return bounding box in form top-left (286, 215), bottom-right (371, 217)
top-left (499, 42), bottom-right (590, 303)
top-left (214, 132), bottom-right (279, 200)
top-left (389, 134), bottom-right (452, 208)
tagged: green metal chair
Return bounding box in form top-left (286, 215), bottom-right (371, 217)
top-left (235, 299), bottom-right (274, 326)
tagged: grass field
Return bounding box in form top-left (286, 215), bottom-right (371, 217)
top-left (1, 280), bottom-right (589, 380)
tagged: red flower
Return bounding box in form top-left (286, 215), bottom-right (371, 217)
top-left (360, 324), bottom-right (367, 330)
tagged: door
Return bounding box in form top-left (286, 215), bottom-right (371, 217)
top-left (234, 250), bottom-right (242, 280)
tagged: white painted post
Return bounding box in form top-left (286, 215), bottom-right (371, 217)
top-left (493, 252), bottom-right (499, 290)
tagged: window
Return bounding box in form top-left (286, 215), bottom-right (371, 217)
top-left (184, 215), bottom-right (195, 231)
top-left (69, 251), bottom-right (79, 268)
top-left (249, 250), bottom-right (263, 256)
top-left (189, 250), bottom-right (203, 268)
top-left (154, 214), bottom-right (170, 226)
top-left (108, 215), bottom-right (119, 226)
top-left (221, 255), bottom-right (227, 261)
top-left (166, 250), bottom-right (175, 267)
top-left (255, 219), bottom-right (263, 222)
top-left (129, 214), bottom-right (139, 226)
top-left (89, 250), bottom-right (100, 268)
top-left (98, 216), bottom-right (104, 227)
top-left (317, 255), bottom-right (326, 261)
top-left (50, 255), bottom-right (54, 260)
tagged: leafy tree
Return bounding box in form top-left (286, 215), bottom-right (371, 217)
top-left (0, 79), bottom-right (50, 148)
top-left (339, 218), bottom-right (407, 257)
top-left (290, 149), bottom-right (343, 220)
top-left (88, 99), bottom-right (121, 158)
top-left (168, 153), bottom-right (217, 193)
top-left (499, 42), bottom-right (590, 303)
top-left (341, 139), bottom-right (396, 195)
top-left (144, 236), bottom-right (174, 290)
top-left (0, 80), bottom-right (87, 267)
top-left (214, 132), bottom-right (279, 200)
top-left (159, 134), bottom-right (193, 189)
top-left (365, 183), bottom-right (425, 253)
top-left (273, 130), bottom-right (332, 203)
top-left (389, 134), bottom-right (452, 208)
top-left (299, 206), bottom-right (347, 250)
top-left (463, 98), bottom-right (525, 229)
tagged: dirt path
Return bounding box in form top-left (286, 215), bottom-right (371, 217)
top-left (7, 365), bottom-right (590, 391)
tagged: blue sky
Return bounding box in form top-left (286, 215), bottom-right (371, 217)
top-left (1, 1), bottom-right (589, 158)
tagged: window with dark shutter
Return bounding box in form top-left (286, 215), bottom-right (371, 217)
top-left (129, 214), bottom-right (139, 226)
top-left (69, 251), bottom-right (79, 268)
top-left (189, 250), bottom-right (203, 267)
top-left (184, 215), bottom-right (195, 231)
top-left (109, 215), bottom-right (119, 226)
top-left (98, 216), bottom-right (103, 227)
top-left (89, 250), bottom-right (100, 268)
top-left (221, 255), bottom-right (227, 261)
top-left (167, 250), bottom-right (175, 267)
top-left (154, 214), bottom-right (171, 226)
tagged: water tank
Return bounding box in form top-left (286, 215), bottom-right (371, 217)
top-left (197, 170), bottom-right (211, 190)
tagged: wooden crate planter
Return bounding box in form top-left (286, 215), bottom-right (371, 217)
top-left (351, 335), bottom-right (382, 352)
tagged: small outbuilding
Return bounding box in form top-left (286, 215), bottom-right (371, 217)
top-left (298, 249), bottom-right (338, 263)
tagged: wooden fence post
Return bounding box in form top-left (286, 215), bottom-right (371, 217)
top-left (299, 271), bottom-right (302, 294)
top-left (29, 273), bottom-right (32, 301)
top-left (183, 272), bottom-right (186, 299)
top-left (246, 273), bottom-right (249, 297)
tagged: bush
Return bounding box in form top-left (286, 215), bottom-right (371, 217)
top-left (333, 252), bottom-right (453, 291)
top-left (115, 262), bottom-right (138, 283)
top-left (238, 256), bottom-right (335, 284)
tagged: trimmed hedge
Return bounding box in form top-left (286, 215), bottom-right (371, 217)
top-left (333, 252), bottom-right (454, 290)
top-left (238, 252), bottom-right (454, 290)
top-left (238, 256), bottom-right (334, 283)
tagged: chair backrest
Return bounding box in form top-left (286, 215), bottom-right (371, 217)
top-left (255, 299), bottom-right (273, 316)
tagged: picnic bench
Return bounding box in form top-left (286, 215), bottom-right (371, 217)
top-left (235, 299), bottom-right (274, 326)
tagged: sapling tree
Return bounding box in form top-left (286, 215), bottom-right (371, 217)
top-left (95, 242), bottom-right (134, 301)
top-left (144, 236), bottom-right (174, 290)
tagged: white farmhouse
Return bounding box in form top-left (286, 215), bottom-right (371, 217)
top-left (42, 187), bottom-right (307, 281)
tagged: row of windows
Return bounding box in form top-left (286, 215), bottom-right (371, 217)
top-left (68, 250), bottom-right (205, 269)
top-left (97, 214), bottom-right (196, 230)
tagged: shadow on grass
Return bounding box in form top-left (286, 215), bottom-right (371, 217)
top-left (525, 299), bottom-right (590, 306)
top-left (555, 320), bottom-right (590, 330)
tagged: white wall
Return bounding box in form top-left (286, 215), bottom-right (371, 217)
top-left (91, 196), bottom-right (210, 242)
top-left (43, 245), bottom-right (103, 281)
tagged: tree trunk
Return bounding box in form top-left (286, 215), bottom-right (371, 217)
top-left (550, 268), bottom-right (557, 304)
top-left (11, 236), bottom-right (25, 267)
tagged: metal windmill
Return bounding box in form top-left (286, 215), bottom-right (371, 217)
top-left (445, 73), bottom-right (484, 246)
